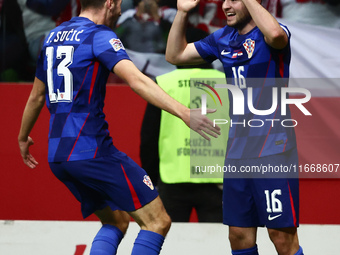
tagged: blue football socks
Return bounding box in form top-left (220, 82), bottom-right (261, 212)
top-left (131, 230), bottom-right (165, 255)
top-left (90, 224), bottom-right (124, 255)
top-left (232, 245), bottom-right (259, 255)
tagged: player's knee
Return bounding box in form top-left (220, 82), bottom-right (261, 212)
top-left (268, 229), bottom-right (297, 255)
top-left (116, 214), bottom-right (130, 234)
top-left (101, 213), bottom-right (130, 235)
top-left (228, 228), bottom-right (255, 248)
top-left (157, 212), bottom-right (172, 235)
top-left (147, 212), bottom-right (171, 236)
top-left (164, 213), bottom-right (172, 232)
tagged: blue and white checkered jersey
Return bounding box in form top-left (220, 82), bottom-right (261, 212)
top-left (194, 24), bottom-right (297, 159)
top-left (35, 17), bottom-right (130, 162)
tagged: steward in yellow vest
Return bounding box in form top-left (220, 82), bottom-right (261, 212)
top-left (140, 66), bottom-right (230, 222)
top-left (157, 68), bottom-right (229, 184)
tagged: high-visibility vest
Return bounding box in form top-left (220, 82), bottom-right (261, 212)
top-left (157, 69), bottom-right (230, 184)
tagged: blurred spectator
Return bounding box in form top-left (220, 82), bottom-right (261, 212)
top-left (15, 0), bottom-right (81, 80)
top-left (26, 0), bottom-right (81, 26)
top-left (263, 0), bottom-right (340, 28)
top-left (108, 0), bottom-right (176, 83)
top-left (0, 0), bottom-right (33, 81)
top-left (23, 0), bottom-right (81, 59)
top-left (114, 0), bottom-right (176, 53)
top-left (121, 0), bottom-right (134, 12)
top-left (17, 0), bottom-right (55, 63)
top-left (188, 0), bottom-right (227, 34)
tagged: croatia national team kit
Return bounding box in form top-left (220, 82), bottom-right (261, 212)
top-left (35, 17), bottom-right (158, 218)
top-left (195, 24), bottom-right (299, 228)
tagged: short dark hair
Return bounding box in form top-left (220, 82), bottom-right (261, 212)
top-left (80, 0), bottom-right (106, 10)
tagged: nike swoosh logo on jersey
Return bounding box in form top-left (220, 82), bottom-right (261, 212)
top-left (221, 50), bottom-right (231, 55)
top-left (268, 214), bottom-right (282, 221)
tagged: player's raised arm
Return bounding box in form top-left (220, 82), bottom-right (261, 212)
top-left (241, 0), bottom-right (288, 49)
top-left (113, 59), bottom-right (220, 140)
top-left (165, 0), bottom-right (205, 65)
top-left (18, 77), bottom-right (46, 168)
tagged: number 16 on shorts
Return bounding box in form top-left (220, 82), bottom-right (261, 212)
top-left (265, 189), bottom-right (282, 213)
top-left (263, 187), bottom-right (299, 227)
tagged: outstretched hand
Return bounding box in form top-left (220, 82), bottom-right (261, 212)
top-left (189, 108), bottom-right (221, 140)
top-left (177, 0), bottom-right (200, 12)
top-left (18, 136), bottom-right (38, 169)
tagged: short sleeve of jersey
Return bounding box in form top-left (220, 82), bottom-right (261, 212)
top-left (93, 28), bottom-right (130, 71)
top-left (279, 23), bottom-right (291, 40)
top-left (194, 29), bottom-right (223, 63)
top-left (271, 23), bottom-right (291, 55)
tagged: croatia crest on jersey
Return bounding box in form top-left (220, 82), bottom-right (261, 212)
top-left (109, 38), bottom-right (125, 51)
top-left (243, 38), bottom-right (255, 59)
top-left (143, 175), bottom-right (154, 190)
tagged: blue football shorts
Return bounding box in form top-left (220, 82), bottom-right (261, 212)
top-left (223, 147), bottom-right (299, 229)
top-left (49, 151), bottom-right (158, 218)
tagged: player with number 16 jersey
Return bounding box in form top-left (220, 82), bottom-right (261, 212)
top-left (195, 24), bottom-right (296, 159)
top-left (165, 0), bottom-right (304, 254)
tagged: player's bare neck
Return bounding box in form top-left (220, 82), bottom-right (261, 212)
top-left (237, 20), bottom-right (256, 35)
top-left (79, 9), bottom-right (106, 25)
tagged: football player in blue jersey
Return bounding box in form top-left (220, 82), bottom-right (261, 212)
top-left (18, 0), bottom-right (221, 254)
top-left (166, 0), bottom-right (303, 255)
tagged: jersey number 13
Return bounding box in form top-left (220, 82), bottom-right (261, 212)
top-left (46, 46), bottom-right (74, 103)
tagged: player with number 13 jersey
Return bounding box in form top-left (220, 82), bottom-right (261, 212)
top-left (36, 17), bottom-right (129, 162)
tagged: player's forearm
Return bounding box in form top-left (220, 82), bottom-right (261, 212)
top-left (242, 0), bottom-right (288, 49)
top-left (165, 10), bottom-right (189, 64)
top-left (18, 90), bottom-right (45, 142)
top-left (115, 60), bottom-right (189, 123)
top-left (131, 75), bottom-right (190, 124)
